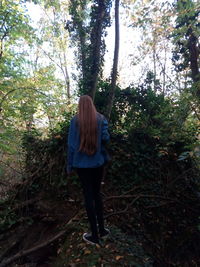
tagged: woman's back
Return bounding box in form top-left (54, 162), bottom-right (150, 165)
top-left (67, 112), bottom-right (109, 172)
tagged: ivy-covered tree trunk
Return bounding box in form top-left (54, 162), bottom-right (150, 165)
top-left (69, 0), bottom-right (87, 82)
top-left (172, 0), bottom-right (200, 98)
top-left (188, 28), bottom-right (199, 84)
top-left (106, 0), bottom-right (120, 119)
top-left (86, 0), bottom-right (107, 99)
top-left (69, 0), bottom-right (112, 99)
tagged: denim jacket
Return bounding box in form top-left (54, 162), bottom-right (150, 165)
top-left (67, 113), bottom-right (110, 173)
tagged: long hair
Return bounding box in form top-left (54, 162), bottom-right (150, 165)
top-left (77, 95), bottom-right (98, 155)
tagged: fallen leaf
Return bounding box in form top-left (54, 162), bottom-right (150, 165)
top-left (57, 247), bottom-right (62, 254)
top-left (77, 243), bottom-right (85, 248)
top-left (84, 249), bottom-right (91, 255)
top-left (116, 255), bottom-right (124, 261)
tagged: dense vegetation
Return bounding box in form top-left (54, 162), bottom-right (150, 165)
top-left (0, 0), bottom-right (199, 266)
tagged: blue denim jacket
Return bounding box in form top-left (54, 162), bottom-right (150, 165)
top-left (67, 113), bottom-right (110, 173)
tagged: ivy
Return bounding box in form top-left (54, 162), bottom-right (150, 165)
top-left (68, 0), bottom-right (112, 97)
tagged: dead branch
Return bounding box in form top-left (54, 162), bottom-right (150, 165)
top-left (146, 201), bottom-right (175, 209)
top-left (0, 212), bottom-right (79, 267)
top-left (104, 194), bottom-right (179, 202)
top-left (105, 196), bottom-right (140, 219)
top-left (104, 194), bottom-right (198, 213)
top-left (119, 185), bottom-right (144, 196)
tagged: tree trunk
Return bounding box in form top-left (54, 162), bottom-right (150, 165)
top-left (152, 32), bottom-right (157, 92)
top-left (63, 51), bottom-right (71, 99)
top-left (69, 0), bottom-right (111, 99)
top-left (185, 26), bottom-right (200, 100)
top-left (106, 0), bottom-right (120, 120)
top-left (88, 0), bottom-right (106, 100)
top-left (162, 42), bottom-right (167, 95)
top-left (78, 23), bottom-right (87, 82)
top-left (188, 28), bottom-right (199, 90)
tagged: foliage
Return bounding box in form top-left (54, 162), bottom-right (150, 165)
top-left (0, 0), bottom-right (200, 266)
top-left (0, 0), bottom-right (72, 159)
top-left (36, 0), bottom-right (71, 98)
top-left (1, 102), bottom-right (199, 265)
top-left (172, 0), bottom-right (200, 75)
top-left (94, 73), bottom-right (200, 189)
top-left (126, 0), bottom-right (175, 93)
top-left (172, 0), bottom-right (200, 105)
top-left (0, 0), bottom-right (35, 54)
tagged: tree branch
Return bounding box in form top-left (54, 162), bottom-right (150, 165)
top-left (0, 212), bottom-right (79, 267)
top-left (0, 87), bottom-right (51, 110)
top-left (105, 195), bottom-right (140, 219)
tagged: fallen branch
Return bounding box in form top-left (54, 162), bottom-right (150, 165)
top-left (104, 194), bottom-right (179, 202)
top-left (0, 212), bottom-right (79, 267)
top-left (146, 201), bottom-right (175, 209)
top-left (105, 196), bottom-right (140, 219)
top-left (119, 185), bottom-right (144, 196)
top-left (105, 194), bottom-right (198, 213)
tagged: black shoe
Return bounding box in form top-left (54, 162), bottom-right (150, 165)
top-left (83, 233), bottom-right (99, 245)
top-left (99, 228), bottom-right (110, 239)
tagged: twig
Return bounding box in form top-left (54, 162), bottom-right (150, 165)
top-left (105, 194), bottom-right (179, 202)
top-left (105, 193), bottom-right (198, 213)
top-left (0, 160), bottom-right (23, 175)
top-left (146, 201), bottom-right (175, 209)
top-left (119, 185), bottom-right (144, 196)
top-left (166, 167), bottom-right (194, 188)
top-left (105, 196), bottom-right (140, 219)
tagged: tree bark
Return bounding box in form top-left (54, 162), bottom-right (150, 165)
top-left (69, 0), bottom-right (111, 99)
top-left (60, 51), bottom-right (71, 99)
top-left (162, 42), bottom-right (167, 95)
top-left (188, 28), bottom-right (199, 88)
top-left (88, 0), bottom-right (106, 100)
top-left (152, 32), bottom-right (157, 92)
top-left (106, 0), bottom-right (120, 119)
top-left (186, 26), bottom-right (200, 99)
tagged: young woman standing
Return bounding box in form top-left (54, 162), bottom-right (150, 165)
top-left (67, 95), bottom-right (110, 245)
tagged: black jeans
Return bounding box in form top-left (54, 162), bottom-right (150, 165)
top-left (77, 166), bottom-right (105, 241)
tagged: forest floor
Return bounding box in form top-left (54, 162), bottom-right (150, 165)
top-left (0, 178), bottom-right (153, 267)
top-left (1, 170), bottom-right (200, 267)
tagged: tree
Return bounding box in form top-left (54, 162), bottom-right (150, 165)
top-left (124, 0), bottom-right (175, 95)
top-left (0, 0), bottom-right (71, 158)
top-left (68, 0), bottom-right (112, 99)
top-left (0, 0), bottom-right (34, 60)
top-left (37, 0), bottom-right (71, 100)
top-left (105, 0), bottom-right (120, 119)
top-left (172, 0), bottom-right (200, 98)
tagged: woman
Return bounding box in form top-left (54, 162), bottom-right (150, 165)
top-left (67, 95), bottom-right (110, 245)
